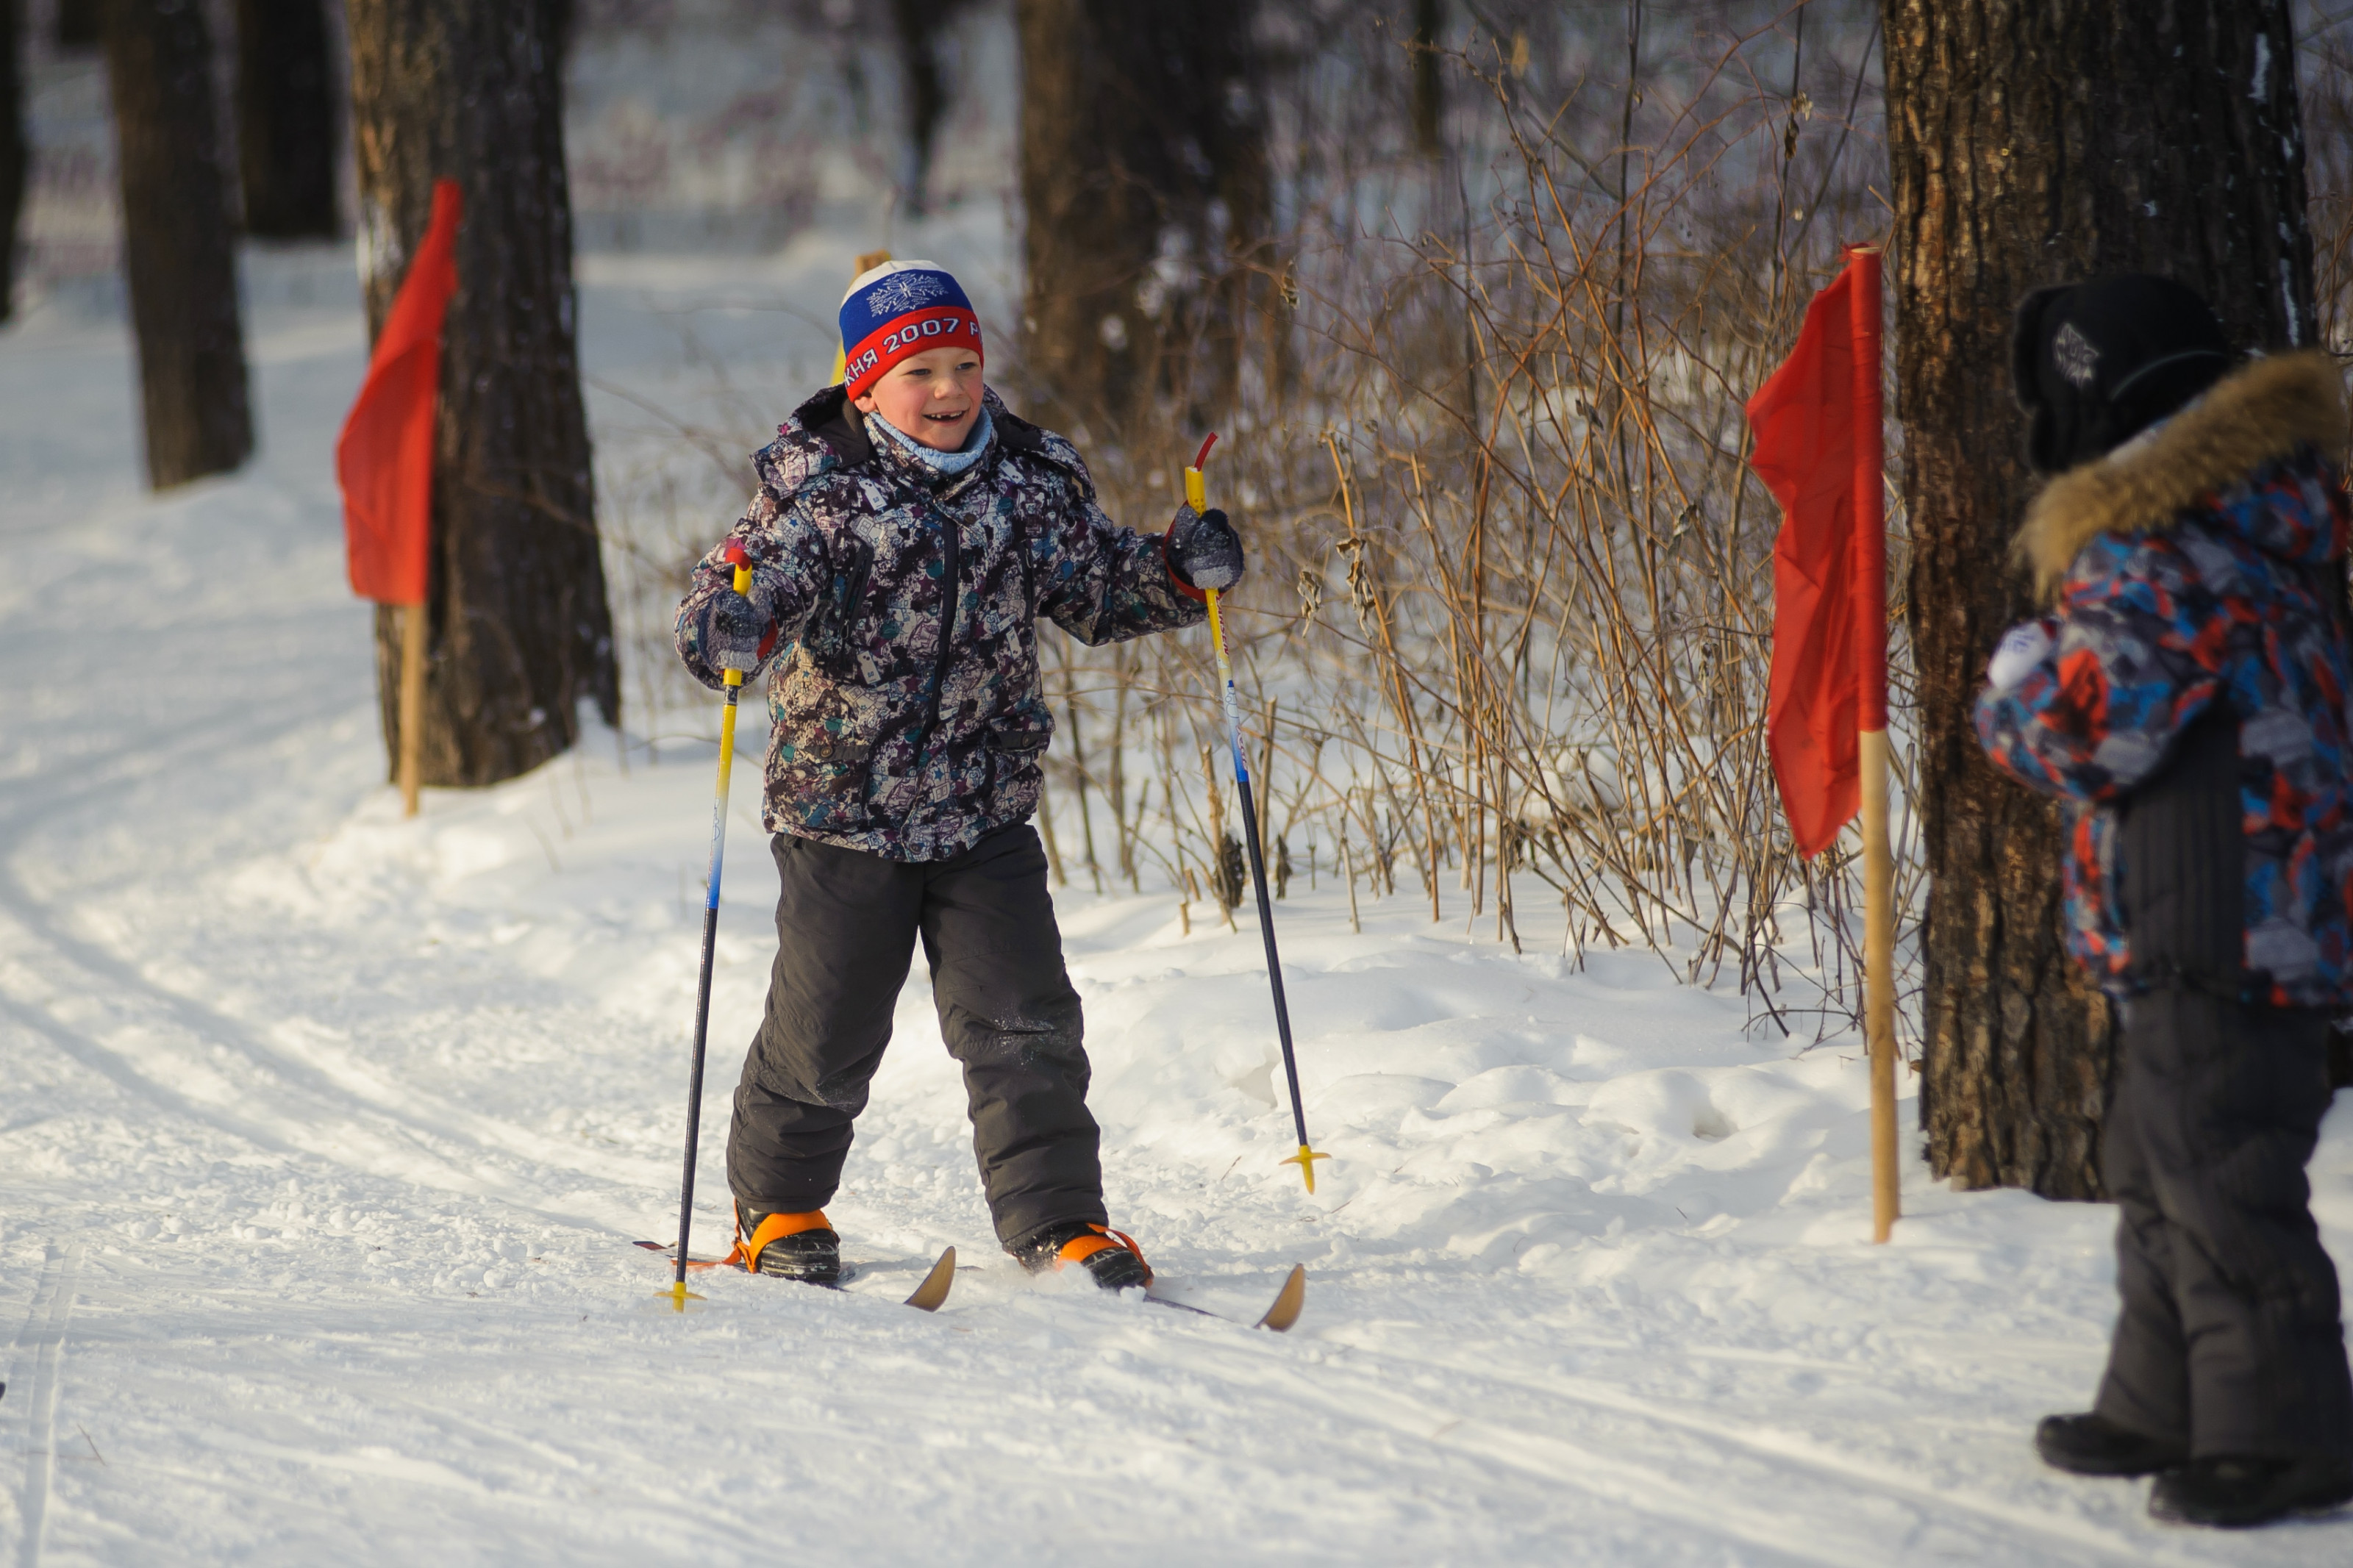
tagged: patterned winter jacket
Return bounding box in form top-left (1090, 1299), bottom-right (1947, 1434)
top-left (1974, 351), bottom-right (2353, 1009)
top-left (676, 386), bottom-right (1206, 862)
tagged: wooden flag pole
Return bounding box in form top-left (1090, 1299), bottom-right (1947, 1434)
top-left (398, 600), bottom-right (427, 817)
top-left (1860, 729), bottom-right (1899, 1241)
top-left (1847, 246), bottom-right (1899, 1244)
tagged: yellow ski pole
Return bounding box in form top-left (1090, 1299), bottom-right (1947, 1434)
top-left (666, 543), bottom-right (755, 1309)
top-left (1185, 434), bottom-right (1329, 1193)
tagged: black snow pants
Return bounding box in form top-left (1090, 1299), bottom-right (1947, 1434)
top-left (2090, 704), bottom-right (2353, 1458)
top-left (725, 823), bottom-right (1103, 1252)
top-left (2093, 992), bottom-right (2350, 1457)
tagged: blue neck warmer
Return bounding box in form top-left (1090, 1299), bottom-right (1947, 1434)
top-left (870, 404), bottom-right (993, 477)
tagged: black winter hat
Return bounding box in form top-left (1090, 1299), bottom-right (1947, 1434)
top-left (2010, 275), bottom-right (2237, 474)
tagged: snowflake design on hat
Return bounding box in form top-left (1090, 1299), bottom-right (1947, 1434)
top-left (865, 271), bottom-right (947, 317)
top-left (2054, 322), bottom-right (2101, 389)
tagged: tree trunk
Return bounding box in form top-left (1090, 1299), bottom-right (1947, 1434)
top-left (1882, 0), bottom-right (2313, 1198)
top-left (1014, 0), bottom-right (1268, 446)
top-left (347, 0), bottom-right (618, 788)
top-left (888, 0), bottom-right (957, 218)
top-left (236, 0), bottom-right (339, 238)
top-left (104, 0), bottom-right (255, 488)
top-left (1, 0), bottom-right (26, 323)
top-left (57, 0), bottom-right (99, 49)
top-left (1410, 0), bottom-right (1442, 160)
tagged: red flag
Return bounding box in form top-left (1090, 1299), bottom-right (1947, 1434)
top-left (338, 180), bottom-right (463, 606)
top-left (1746, 249), bottom-right (1887, 859)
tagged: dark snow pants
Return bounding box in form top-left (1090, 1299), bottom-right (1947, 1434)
top-left (725, 823), bottom-right (1103, 1252)
top-left (2090, 703), bottom-right (2353, 1457)
top-left (2092, 991), bottom-right (2352, 1458)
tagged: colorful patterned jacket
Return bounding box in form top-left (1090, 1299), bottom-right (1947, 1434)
top-left (676, 386), bottom-right (1204, 862)
top-left (1974, 351), bottom-right (2353, 1008)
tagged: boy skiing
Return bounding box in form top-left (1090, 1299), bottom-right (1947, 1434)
top-left (1976, 274), bottom-right (2353, 1527)
top-left (674, 259), bottom-right (1243, 1292)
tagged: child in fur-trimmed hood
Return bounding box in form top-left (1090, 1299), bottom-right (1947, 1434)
top-left (1974, 274), bottom-right (2353, 1527)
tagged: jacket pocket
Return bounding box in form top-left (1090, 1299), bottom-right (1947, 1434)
top-left (985, 724), bottom-right (1051, 756)
top-left (797, 731), bottom-right (876, 767)
top-left (774, 681), bottom-right (885, 833)
top-left (801, 535), bottom-right (877, 682)
top-left (981, 715), bottom-right (1051, 820)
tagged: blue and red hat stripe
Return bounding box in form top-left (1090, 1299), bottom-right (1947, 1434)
top-left (838, 263), bottom-right (983, 398)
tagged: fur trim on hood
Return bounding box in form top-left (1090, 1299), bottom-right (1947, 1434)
top-left (2014, 348), bottom-right (2346, 601)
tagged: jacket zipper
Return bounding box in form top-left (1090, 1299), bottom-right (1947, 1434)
top-left (911, 501), bottom-right (961, 769)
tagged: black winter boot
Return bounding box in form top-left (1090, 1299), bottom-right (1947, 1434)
top-left (2035, 1413), bottom-right (2188, 1477)
top-left (2149, 1455), bottom-right (2353, 1528)
top-left (735, 1204), bottom-right (842, 1284)
top-left (1017, 1220), bottom-right (1151, 1291)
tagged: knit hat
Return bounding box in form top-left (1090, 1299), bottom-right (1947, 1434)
top-left (838, 259), bottom-right (983, 400)
top-left (2010, 274), bottom-right (2236, 474)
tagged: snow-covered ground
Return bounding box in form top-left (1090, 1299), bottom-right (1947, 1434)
top-left (4, 245), bottom-right (2352, 1567)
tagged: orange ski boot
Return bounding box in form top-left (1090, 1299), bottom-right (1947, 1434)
top-left (1019, 1221), bottom-right (1151, 1292)
top-left (730, 1204), bottom-right (842, 1284)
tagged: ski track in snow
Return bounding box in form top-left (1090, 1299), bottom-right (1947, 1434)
top-left (4, 246), bottom-right (2352, 1565)
top-left (7, 1245), bottom-right (79, 1568)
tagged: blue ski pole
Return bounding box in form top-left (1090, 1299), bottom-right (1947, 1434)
top-left (1186, 434), bottom-right (1329, 1193)
top-left (666, 542), bottom-right (754, 1308)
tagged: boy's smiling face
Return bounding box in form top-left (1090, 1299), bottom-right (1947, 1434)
top-left (855, 346), bottom-right (984, 452)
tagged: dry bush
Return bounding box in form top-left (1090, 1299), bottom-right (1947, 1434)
top-left (1041, 1), bottom-right (1900, 1040)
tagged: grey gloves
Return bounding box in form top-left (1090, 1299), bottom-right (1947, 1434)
top-left (1168, 505), bottom-right (1245, 593)
top-left (688, 546), bottom-right (781, 677)
top-left (698, 585), bottom-right (768, 674)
